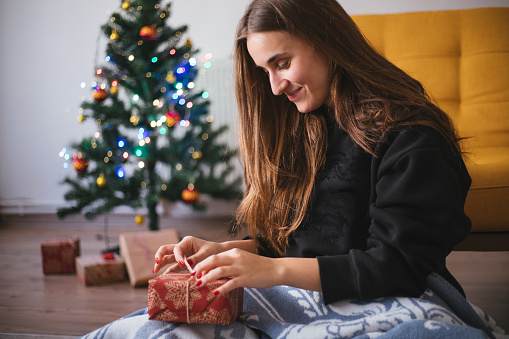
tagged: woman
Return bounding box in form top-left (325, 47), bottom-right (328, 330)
top-left (85, 1), bottom-right (497, 338)
top-left (154, 0), bottom-right (472, 305)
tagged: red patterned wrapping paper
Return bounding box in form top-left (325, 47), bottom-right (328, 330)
top-left (147, 273), bottom-right (244, 325)
top-left (41, 238), bottom-right (80, 275)
top-left (76, 254), bottom-right (127, 286)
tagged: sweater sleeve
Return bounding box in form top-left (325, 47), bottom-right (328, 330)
top-left (317, 126), bottom-right (472, 304)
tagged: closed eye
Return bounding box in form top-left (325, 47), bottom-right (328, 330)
top-left (276, 60), bottom-right (290, 70)
top-left (258, 60), bottom-right (291, 75)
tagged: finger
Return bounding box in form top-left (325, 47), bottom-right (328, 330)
top-left (211, 278), bottom-right (242, 297)
top-left (198, 265), bottom-right (236, 287)
top-left (193, 252), bottom-right (234, 278)
top-left (185, 246), bottom-right (215, 268)
top-left (173, 236), bottom-right (196, 267)
top-left (154, 244), bottom-right (175, 263)
top-left (153, 253), bottom-right (175, 273)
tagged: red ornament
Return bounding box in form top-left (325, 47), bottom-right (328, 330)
top-left (165, 111), bottom-right (181, 127)
top-left (72, 153), bottom-right (88, 174)
top-left (93, 88), bottom-right (108, 102)
top-left (139, 25), bottom-right (157, 40)
top-left (181, 187), bottom-right (199, 204)
top-left (102, 252), bottom-right (115, 261)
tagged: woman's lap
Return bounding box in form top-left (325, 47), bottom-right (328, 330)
top-left (81, 286), bottom-right (496, 339)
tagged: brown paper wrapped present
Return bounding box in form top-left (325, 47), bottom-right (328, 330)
top-left (76, 254), bottom-right (127, 286)
top-left (41, 238), bottom-right (80, 275)
top-left (119, 229), bottom-right (179, 287)
top-left (147, 273), bottom-right (244, 325)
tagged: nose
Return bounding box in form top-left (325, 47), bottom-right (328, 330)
top-left (269, 73), bottom-right (290, 96)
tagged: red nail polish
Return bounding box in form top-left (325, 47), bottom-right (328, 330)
top-left (196, 280), bottom-right (202, 287)
top-left (213, 291), bottom-right (219, 296)
top-left (191, 271), bottom-right (196, 276)
top-left (188, 259), bottom-right (194, 266)
top-left (178, 261), bottom-right (184, 267)
top-left (197, 272), bottom-right (202, 279)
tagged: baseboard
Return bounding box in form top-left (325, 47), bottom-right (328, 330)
top-left (0, 196), bottom-right (239, 217)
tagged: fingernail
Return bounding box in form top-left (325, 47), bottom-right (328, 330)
top-left (196, 280), bottom-right (202, 287)
top-left (197, 272), bottom-right (202, 279)
top-left (213, 291), bottom-right (219, 296)
top-left (155, 258), bottom-right (160, 263)
top-left (191, 271), bottom-right (196, 276)
top-left (178, 261), bottom-right (184, 267)
top-left (188, 259), bottom-right (194, 266)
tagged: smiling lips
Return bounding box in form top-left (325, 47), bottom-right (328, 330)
top-left (286, 87), bottom-right (302, 101)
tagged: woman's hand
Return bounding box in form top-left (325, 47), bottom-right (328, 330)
top-left (153, 236), bottom-right (225, 274)
top-left (191, 248), bottom-right (281, 296)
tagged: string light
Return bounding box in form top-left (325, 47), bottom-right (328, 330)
top-left (115, 165), bottom-right (125, 178)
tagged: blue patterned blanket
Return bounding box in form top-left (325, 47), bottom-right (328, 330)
top-left (82, 286), bottom-right (505, 339)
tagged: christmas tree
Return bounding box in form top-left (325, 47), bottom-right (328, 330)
top-left (57, 0), bottom-right (242, 231)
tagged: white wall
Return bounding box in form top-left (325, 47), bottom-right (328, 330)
top-left (1, 0), bottom-right (508, 215)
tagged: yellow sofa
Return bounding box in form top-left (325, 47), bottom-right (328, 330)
top-left (352, 8), bottom-right (509, 250)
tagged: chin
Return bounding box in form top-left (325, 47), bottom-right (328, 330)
top-left (295, 102), bottom-right (318, 114)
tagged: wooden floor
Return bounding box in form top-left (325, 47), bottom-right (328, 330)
top-left (0, 214), bottom-right (507, 337)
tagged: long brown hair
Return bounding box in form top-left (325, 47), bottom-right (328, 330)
top-left (232, 0), bottom-right (469, 255)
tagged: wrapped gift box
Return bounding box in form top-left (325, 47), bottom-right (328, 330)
top-left (119, 229), bottom-right (179, 287)
top-left (41, 238), bottom-right (80, 275)
top-left (147, 273), bottom-right (244, 325)
top-left (76, 254), bottom-right (127, 286)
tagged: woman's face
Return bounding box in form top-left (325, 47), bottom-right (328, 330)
top-left (247, 31), bottom-right (331, 113)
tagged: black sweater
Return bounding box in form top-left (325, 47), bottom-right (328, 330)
top-left (249, 107), bottom-right (472, 305)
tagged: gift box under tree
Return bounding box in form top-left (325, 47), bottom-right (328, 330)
top-left (41, 237), bottom-right (80, 275)
top-left (76, 253), bottom-right (127, 286)
top-left (119, 228), bottom-right (179, 287)
top-left (147, 272), bottom-right (244, 325)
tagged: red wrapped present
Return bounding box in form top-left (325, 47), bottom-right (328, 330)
top-left (76, 254), bottom-right (127, 286)
top-left (147, 273), bottom-right (244, 325)
top-left (41, 238), bottom-right (80, 275)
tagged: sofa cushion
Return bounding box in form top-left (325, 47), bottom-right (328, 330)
top-left (464, 147), bottom-right (509, 232)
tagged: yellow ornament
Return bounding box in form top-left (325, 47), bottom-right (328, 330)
top-left (165, 72), bottom-right (176, 84)
top-left (191, 151), bottom-right (202, 160)
top-left (185, 38), bottom-right (193, 48)
top-left (96, 174), bottom-right (106, 187)
top-left (121, 1), bottom-right (130, 10)
top-left (134, 214), bottom-right (144, 225)
top-left (110, 30), bottom-right (119, 40)
top-left (77, 114), bottom-right (86, 123)
top-left (110, 85), bottom-right (118, 95)
top-left (130, 114), bottom-right (140, 126)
